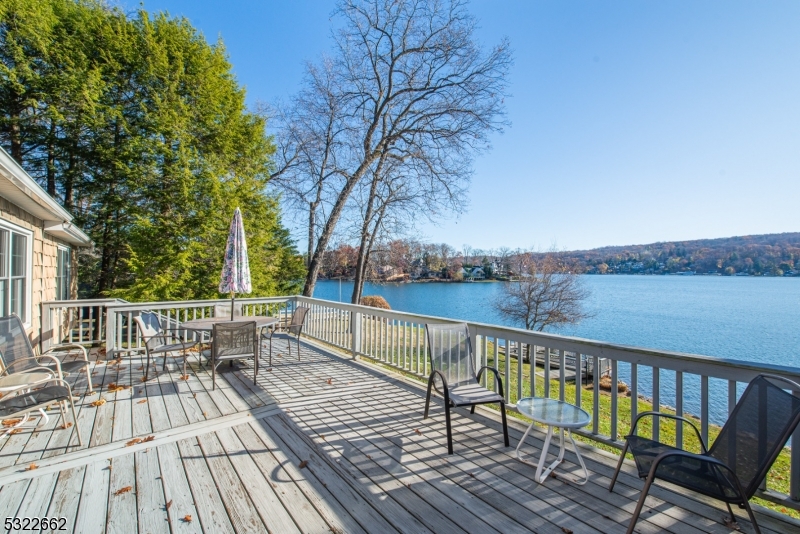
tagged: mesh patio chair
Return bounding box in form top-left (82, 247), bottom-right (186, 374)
top-left (0, 314), bottom-right (92, 394)
top-left (424, 323), bottom-right (509, 455)
top-left (214, 302), bottom-right (243, 319)
top-left (262, 306), bottom-right (310, 366)
top-left (0, 378), bottom-right (82, 445)
top-left (609, 374), bottom-right (800, 534)
top-left (211, 321), bottom-right (258, 390)
top-left (133, 312), bottom-right (199, 380)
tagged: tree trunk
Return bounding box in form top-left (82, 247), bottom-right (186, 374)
top-left (46, 119), bottom-right (57, 197)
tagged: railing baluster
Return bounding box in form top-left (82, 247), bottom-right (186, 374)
top-left (728, 379), bottom-right (737, 415)
top-left (559, 349), bottom-right (566, 401)
top-left (653, 367), bottom-right (660, 442)
top-left (544, 348), bottom-right (551, 398)
top-left (676, 371), bottom-right (684, 448)
top-left (504, 339), bottom-right (511, 403)
top-left (516, 340), bottom-right (523, 403)
top-left (610, 359), bottom-right (618, 441)
top-left (701, 375), bottom-right (709, 446)
top-left (592, 355), bottom-right (600, 435)
top-left (575, 352), bottom-right (582, 409)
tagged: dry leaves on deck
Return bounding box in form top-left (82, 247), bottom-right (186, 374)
top-left (414, 429), bottom-right (422, 435)
top-left (107, 383), bottom-right (129, 393)
top-left (166, 500), bottom-right (173, 510)
top-left (90, 399), bottom-right (106, 407)
top-left (60, 422), bottom-right (73, 429)
top-left (114, 486), bottom-right (132, 496)
top-left (137, 399), bottom-right (147, 404)
top-left (2, 418), bottom-right (22, 427)
top-left (298, 460), bottom-right (308, 469)
top-left (326, 378), bottom-right (333, 385)
top-left (142, 435), bottom-right (155, 443)
top-left (723, 517), bottom-right (742, 531)
top-left (182, 515), bottom-right (192, 523)
top-left (127, 438), bottom-right (142, 446)
top-left (179, 375), bottom-right (189, 381)
top-left (560, 528), bottom-right (573, 534)
top-left (26, 463), bottom-right (38, 471)
top-left (8, 428), bottom-right (22, 435)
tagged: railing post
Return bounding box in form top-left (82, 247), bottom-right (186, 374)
top-left (41, 302), bottom-right (52, 353)
top-left (105, 305), bottom-right (117, 358)
top-left (352, 310), bottom-right (361, 359)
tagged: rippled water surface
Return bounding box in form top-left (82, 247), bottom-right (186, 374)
top-left (314, 276), bottom-right (800, 423)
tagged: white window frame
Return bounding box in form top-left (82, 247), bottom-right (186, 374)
top-left (56, 245), bottom-right (71, 301)
top-left (0, 218), bottom-right (33, 327)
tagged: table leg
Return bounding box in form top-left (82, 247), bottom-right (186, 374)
top-left (534, 425), bottom-right (555, 483)
top-left (567, 429), bottom-right (590, 485)
top-left (515, 420), bottom-right (537, 463)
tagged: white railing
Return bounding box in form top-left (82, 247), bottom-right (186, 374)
top-left (294, 295), bottom-right (800, 509)
top-left (41, 294), bottom-right (800, 509)
top-left (41, 298), bottom-right (125, 351)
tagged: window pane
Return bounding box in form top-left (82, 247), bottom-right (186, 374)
top-left (0, 230), bottom-right (7, 278)
top-left (10, 277), bottom-right (24, 317)
top-left (0, 280), bottom-right (6, 316)
top-left (11, 233), bottom-right (25, 277)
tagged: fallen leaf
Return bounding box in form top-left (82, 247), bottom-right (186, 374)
top-left (202, 412), bottom-right (207, 417)
top-left (61, 422), bottom-right (73, 429)
top-left (137, 366), bottom-right (144, 371)
top-left (182, 515), bottom-right (192, 523)
top-left (126, 438), bottom-right (143, 447)
top-left (140, 377), bottom-right (148, 382)
top-left (90, 399), bottom-right (106, 407)
top-left (723, 517), bottom-right (742, 531)
top-left (114, 486), bottom-right (132, 496)
top-left (91, 371), bottom-right (98, 376)
top-left (326, 378), bottom-right (332, 385)
top-left (137, 399), bottom-right (147, 404)
top-left (93, 383), bottom-right (102, 388)
top-left (469, 473), bottom-right (475, 478)
top-left (2, 418), bottom-right (22, 427)
top-left (192, 393), bottom-right (197, 398)
top-left (26, 463), bottom-right (38, 471)
top-left (179, 375), bottom-right (189, 381)
top-left (108, 384), bottom-right (128, 393)
top-left (166, 500), bottom-right (172, 510)
top-left (8, 428), bottom-right (22, 435)
top-left (561, 528), bottom-right (573, 534)
top-left (142, 435), bottom-right (155, 443)
top-left (414, 429), bottom-right (421, 435)
top-left (298, 460), bottom-right (308, 469)
top-left (319, 434), bottom-right (326, 440)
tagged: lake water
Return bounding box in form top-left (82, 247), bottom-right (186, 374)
top-left (314, 276), bottom-right (800, 423)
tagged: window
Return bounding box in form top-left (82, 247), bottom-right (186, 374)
top-left (56, 247), bottom-right (71, 300)
top-left (0, 226), bottom-right (29, 320)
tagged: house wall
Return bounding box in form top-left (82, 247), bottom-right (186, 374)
top-left (0, 196), bottom-right (76, 347)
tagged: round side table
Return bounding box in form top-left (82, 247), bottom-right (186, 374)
top-left (516, 397), bottom-right (591, 485)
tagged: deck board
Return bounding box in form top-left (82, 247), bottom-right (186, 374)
top-left (0, 338), bottom-right (798, 534)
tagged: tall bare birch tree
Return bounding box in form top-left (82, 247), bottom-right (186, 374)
top-left (273, 0), bottom-right (511, 297)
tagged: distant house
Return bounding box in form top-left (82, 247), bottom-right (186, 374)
top-left (0, 147), bottom-right (91, 346)
top-left (471, 267), bottom-right (486, 280)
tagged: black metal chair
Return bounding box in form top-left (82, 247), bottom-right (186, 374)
top-left (423, 322), bottom-right (509, 454)
top-left (133, 312), bottom-right (199, 380)
top-left (262, 306), bottom-right (310, 365)
top-left (211, 321), bottom-right (258, 390)
top-left (0, 314), bottom-right (92, 393)
top-left (609, 374), bottom-right (800, 534)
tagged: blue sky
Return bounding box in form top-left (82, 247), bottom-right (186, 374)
top-left (129, 1), bottom-right (800, 251)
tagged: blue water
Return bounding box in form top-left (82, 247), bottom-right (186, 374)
top-left (315, 277), bottom-right (800, 423)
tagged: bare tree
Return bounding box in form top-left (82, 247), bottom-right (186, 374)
top-left (273, 0), bottom-right (511, 296)
top-left (494, 253), bottom-right (592, 331)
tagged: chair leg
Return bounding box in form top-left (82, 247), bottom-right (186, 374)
top-left (445, 403), bottom-right (454, 455)
top-left (500, 401), bottom-right (509, 447)
top-left (297, 335), bottom-right (301, 361)
top-left (626, 469), bottom-right (656, 534)
top-left (212, 362), bottom-right (216, 390)
top-left (182, 349), bottom-right (187, 376)
top-left (608, 440), bottom-right (630, 492)
top-left (470, 405), bottom-right (476, 414)
top-left (85, 364), bottom-right (93, 393)
top-left (269, 335), bottom-right (273, 367)
top-left (424, 376), bottom-right (435, 419)
top-left (741, 499), bottom-right (761, 534)
top-left (144, 351), bottom-right (151, 380)
top-left (68, 397), bottom-right (82, 446)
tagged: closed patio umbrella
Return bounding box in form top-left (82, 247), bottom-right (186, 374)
top-left (219, 207), bottom-right (252, 319)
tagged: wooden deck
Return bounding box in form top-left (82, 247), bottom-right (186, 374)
top-left (1, 337), bottom-right (798, 533)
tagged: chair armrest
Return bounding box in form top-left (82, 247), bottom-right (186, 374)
top-left (44, 343), bottom-right (88, 362)
top-left (476, 366), bottom-right (506, 400)
top-left (629, 411), bottom-right (707, 453)
top-left (427, 369), bottom-right (451, 403)
top-left (2, 355), bottom-right (63, 377)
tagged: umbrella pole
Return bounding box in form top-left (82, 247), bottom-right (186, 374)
top-left (230, 292), bottom-right (235, 320)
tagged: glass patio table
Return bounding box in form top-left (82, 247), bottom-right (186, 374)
top-left (180, 315), bottom-right (278, 333)
top-left (515, 397), bottom-right (591, 485)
